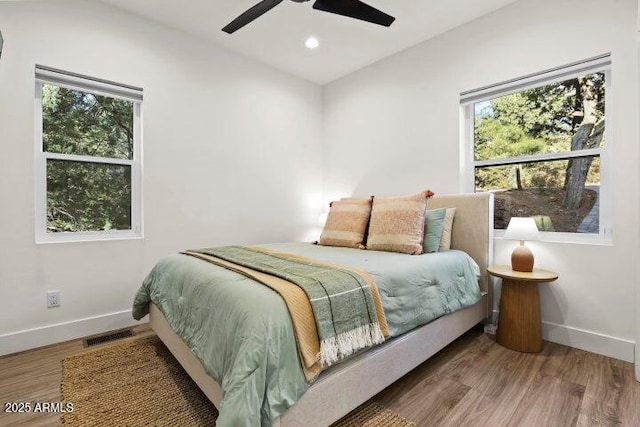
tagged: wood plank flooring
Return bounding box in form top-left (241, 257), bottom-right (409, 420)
top-left (1, 324), bottom-right (638, 426)
top-left (375, 327), bottom-right (640, 426)
top-left (0, 325), bottom-right (153, 427)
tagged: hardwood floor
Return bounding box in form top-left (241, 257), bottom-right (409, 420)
top-left (0, 325), bottom-right (153, 427)
top-left (375, 327), bottom-right (640, 426)
top-left (1, 325), bottom-right (638, 426)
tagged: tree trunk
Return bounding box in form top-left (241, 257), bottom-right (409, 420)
top-left (515, 165), bottom-right (522, 190)
top-left (563, 77), bottom-right (603, 209)
top-left (563, 120), bottom-right (604, 208)
top-left (563, 157), bottom-right (594, 208)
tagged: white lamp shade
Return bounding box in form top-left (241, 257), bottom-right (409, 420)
top-left (504, 217), bottom-right (541, 242)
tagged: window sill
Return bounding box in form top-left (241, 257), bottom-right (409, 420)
top-left (493, 229), bottom-right (613, 246)
top-left (35, 230), bottom-right (143, 245)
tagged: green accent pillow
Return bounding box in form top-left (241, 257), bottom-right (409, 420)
top-left (423, 208), bottom-right (447, 253)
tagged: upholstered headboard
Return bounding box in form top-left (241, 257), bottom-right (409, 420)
top-left (428, 193), bottom-right (494, 316)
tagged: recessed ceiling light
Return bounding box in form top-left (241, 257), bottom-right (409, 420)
top-left (305, 37), bottom-right (319, 50)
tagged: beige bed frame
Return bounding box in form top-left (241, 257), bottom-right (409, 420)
top-left (149, 193), bottom-right (494, 427)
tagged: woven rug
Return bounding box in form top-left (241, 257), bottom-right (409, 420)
top-left (61, 335), bottom-right (414, 426)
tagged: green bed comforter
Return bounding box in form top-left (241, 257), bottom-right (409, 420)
top-left (132, 243), bottom-right (481, 426)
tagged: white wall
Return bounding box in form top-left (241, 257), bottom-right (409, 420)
top-left (1, 0), bottom-right (637, 364)
top-left (636, 0), bottom-right (640, 381)
top-left (324, 0), bottom-right (638, 361)
top-left (0, 0), bottom-right (323, 354)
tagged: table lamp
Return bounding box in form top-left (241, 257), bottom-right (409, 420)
top-left (504, 217), bottom-right (541, 272)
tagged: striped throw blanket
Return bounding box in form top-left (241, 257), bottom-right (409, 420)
top-left (189, 246), bottom-right (388, 368)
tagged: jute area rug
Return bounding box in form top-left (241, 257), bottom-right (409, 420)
top-left (61, 335), bottom-right (415, 426)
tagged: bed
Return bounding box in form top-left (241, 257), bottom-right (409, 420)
top-left (135, 192), bottom-right (493, 427)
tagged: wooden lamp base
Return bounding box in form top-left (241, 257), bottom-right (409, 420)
top-left (511, 244), bottom-right (534, 272)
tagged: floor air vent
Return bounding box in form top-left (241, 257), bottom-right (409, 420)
top-left (83, 329), bottom-right (134, 347)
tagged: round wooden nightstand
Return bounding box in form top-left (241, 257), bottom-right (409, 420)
top-left (487, 265), bottom-right (558, 353)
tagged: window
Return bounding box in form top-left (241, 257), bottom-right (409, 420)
top-left (461, 55), bottom-right (611, 240)
top-left (35, 66), bottom-right (143, 242)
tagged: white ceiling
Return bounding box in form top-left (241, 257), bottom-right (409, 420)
top-left (100, 0), bottom-right (517, 85)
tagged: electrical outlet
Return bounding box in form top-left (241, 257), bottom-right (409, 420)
top-left (47, 290), bottom-right (61, 308)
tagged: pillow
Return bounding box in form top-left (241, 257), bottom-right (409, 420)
top-left (319, 197), bottom-right (372, 249)
top-left (340, 196), bottom-right (374, 246)
top-left (366, 190), bottom-right (432, 255)
top-left (438, 208), bottom-right (457, 251)
top-left (423, 208), bottom-right (447, 253)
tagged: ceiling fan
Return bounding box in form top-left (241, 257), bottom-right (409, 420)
top-left (222, 0), bottom-right (395, 34)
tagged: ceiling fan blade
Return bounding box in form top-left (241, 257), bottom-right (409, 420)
top-left (312, 0), bottom-right (395, 27)
top-left (222, 0), bottom-right (285, 34)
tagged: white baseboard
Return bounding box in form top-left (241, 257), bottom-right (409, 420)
top-left (0, 310), bottom-right (147, 357)
top-left (542, 321), bottom-right (634, 362)
top-left (2, 311), bottom-right (635, 365)
top-left (488, 310), bottom-right (634, 363)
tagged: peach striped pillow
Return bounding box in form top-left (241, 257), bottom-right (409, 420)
top-left (366, 191), bottom-right (433, 255)
top-left (319, 197), bottom-right (372, 249)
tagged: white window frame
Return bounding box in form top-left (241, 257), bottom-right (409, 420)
top-left (460, 54), bottom-right (612, 244)
top-left (34, 66), bottom-right (143, 243)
